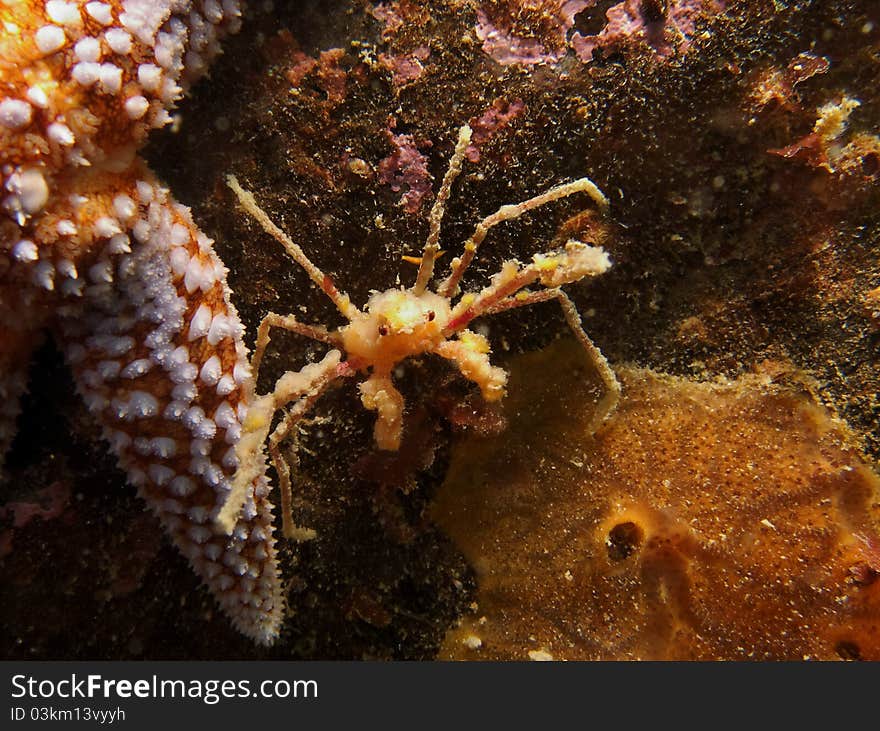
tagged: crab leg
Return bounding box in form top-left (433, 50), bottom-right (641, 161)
top-left (480, 287), bottom-right (558, 315)
top-left (359, 373), bottom-right (406, 451)
top-left (252, 312), bottom-right (342, 385)
top-left (443, 263), bottom-right (540, 334)
top-left (413, 124), bottom-right (473, 295)
top-left (216, 349), bottom-right (348, 533)
top-left (444, 240), bottom-right (611, 335)
top-left (550, 290), bottom-right (619, 434)
top-left (439, 177), bottom-right (609, 297)
top-left (227, 175), bottom-right (359, 320)
top-left (433, 335), bottom-right (509, 403)
top-left (266, 366), bottom-right (349, 541)
top-left (482, 288), bottom-right (620, 434)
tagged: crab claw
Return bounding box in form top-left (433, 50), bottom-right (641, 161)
top-left (534, 240), bottom-right (611, 287)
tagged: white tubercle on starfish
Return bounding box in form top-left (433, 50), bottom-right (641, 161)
top-left (0, 1), bottom-right (286, 644)
top-left (1, 0), bottom-right (241, 243)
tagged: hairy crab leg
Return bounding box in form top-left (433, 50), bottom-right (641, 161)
top-left (226, 175), bottom-right (359, 320)
top-left (444, 240), bottom-right (611, 335)
top-left (433, 336), bottom-right (509, 403)
top-left (267, 362), bottom-right (353, 541)
top-left (481, 287), bottom-right (560, 315)
top-left (484, 288), bottom-right (620, 434)
top-left (443, 263), bottom-right (540, 335)
top-left (252, 312), bottom-right (343, 385)
top-left (216, 350), bottom-right (345, 533)
top-left (413, 125), bottom-right (473, 295)
top-left (359, 373), bottom-right (406, 451)
top-left (438, 177), bottom-right (610, 298)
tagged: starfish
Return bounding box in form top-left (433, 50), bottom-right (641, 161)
top-left (0, 0), bottom-right (283, 645)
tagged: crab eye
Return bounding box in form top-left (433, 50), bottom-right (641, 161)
top-left (426, 310), bottom-right (435, 322)
top-left (378, 324), bottom-right (389, 336)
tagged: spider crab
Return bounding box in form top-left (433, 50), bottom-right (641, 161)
top-left (219, 124), bottom-right (620, 539)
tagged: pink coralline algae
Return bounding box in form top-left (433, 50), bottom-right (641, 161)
top-left (377, 125), bottom-right (433, 214)
top-left (572, 0), bottom-right (727, 62)
top-left (379, 47), bottom-right (431, 89)
top-left (370, 2), bottom-right (406, 41)
top-left (476, 1), bottom-right (590, 66)
top-left (466, 98), bottom-right (527, 162)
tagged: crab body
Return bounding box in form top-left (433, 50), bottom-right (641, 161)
top-left (342, 289), bottom-right (452, 371)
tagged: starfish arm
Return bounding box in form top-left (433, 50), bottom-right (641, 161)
top-left (0, 1), bottom-right (296, 646)
top-left (54, 171), bottom-right (284, 646)
top-left (0, 1), bottom-right (288, 645)
top-left (2, 0), bottom-right (243, 292)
